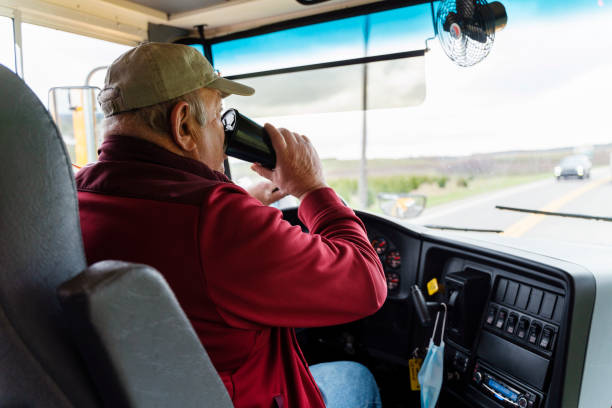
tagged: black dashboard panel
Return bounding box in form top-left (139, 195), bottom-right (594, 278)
top-left (355, 211), bottom-right (572, 407)
top-left (282, 208), bottom-right (576, 408)
top-left (417, 240), bottom-right (571, 408)
top-left (363, 217), bottom-right (422, 300)
top-left (358, 213), bottom-right (422, 366)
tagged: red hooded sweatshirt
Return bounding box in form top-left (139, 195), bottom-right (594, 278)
top-left (76, 135), bottom-right (387, 408)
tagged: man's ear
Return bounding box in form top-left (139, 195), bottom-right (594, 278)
top-left (170, 101), bottom-right (197, 152)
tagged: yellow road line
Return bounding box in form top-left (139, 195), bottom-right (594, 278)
top-left (501, 176), bottom-right (612, 238)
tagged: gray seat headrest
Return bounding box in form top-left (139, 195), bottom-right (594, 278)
top-left (0, 64), bottom-right (100, 406)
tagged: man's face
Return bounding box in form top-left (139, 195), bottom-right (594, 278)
top-left (192, 88), bottom-right (226, 173)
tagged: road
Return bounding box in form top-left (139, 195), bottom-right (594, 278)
top-left (411, 167), bottom-right (612, 247)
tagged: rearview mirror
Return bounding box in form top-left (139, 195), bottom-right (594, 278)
top-left (378, 193), bottom-right (426, 219)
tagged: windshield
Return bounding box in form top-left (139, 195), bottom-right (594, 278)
top-left (213, 0), bottom-right (612, 247)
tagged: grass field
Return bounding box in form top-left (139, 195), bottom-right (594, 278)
top-left (232, 158), bottom-right (552, 213)
top-left (227, 144), bottom-right (612, 219)
top-left (334, 173), bottom-right (551, 215)
top-left (230, 155), bottom-right (561, 216)
top-left (415, 173), bottom-right (551, 208)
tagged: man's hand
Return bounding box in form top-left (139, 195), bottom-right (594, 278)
top-left (251, 124), bottom-right (327, 201)
top-left (246, 181), bottom-right (287, 206)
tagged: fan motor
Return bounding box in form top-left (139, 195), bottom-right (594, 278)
top-left (436, 0), bottom-right (507, 67)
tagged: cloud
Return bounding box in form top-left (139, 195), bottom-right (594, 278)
top-left (226, 56), bottom-right (426, 117)
top-left (20, 23), bottom-right (130, 105)
top-left (242, 8), bottom-right (612, 159)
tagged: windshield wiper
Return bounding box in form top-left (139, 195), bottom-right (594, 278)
top-left (495, 206), bottom-right (612, 222)
top-left (424, 225), bottom-right (504, 233)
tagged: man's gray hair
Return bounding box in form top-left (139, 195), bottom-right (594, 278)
top-left (133, 89), bottom-right (207, 134)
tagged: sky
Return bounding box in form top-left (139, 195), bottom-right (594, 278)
top-left (1, 1), bottom-right (611, 160)
top-left (17, 23), bottom-right (130, 105)
top-left (219, 1), bottom-right (612, 159)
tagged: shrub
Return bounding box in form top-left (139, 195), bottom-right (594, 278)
top-left (329, 174), bottom-right (438, 205)
top-left (368, 175), bottom-right (430, 194)
top-left (456, 177), bottom-right (469, 188)
top-left (328, 178), bottom-right (358, 202)
top-left (436, 176), bottom-right (448, 188)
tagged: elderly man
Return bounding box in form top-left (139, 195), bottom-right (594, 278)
top-left (76, 42), bottom-right (386, 408)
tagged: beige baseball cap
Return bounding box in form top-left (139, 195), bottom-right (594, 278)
top-left (98, 42), bottom-right (254, 117)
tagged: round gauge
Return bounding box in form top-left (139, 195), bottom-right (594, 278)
top-left (386, 250), bottom-right (401, 269)
top-left (386, 272), bottom-right (400, 291)
top-left (370, 237), bottom-right (388, 257)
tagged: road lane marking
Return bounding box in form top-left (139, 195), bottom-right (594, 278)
top-left (501, 176), bottom-right (612, 237)
top-left (415, 178), bottom-right (553, 223)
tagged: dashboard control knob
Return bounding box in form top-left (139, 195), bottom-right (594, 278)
top-left (518, 396), bottom-right (528, 408)
top-left (474, 371), bottom-right (483, 384)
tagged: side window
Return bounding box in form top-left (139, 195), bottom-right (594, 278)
top-left (21, 23), bottom-right (130, 165)
top-left (0, 15), bottom-right (15, 72)
top-left (21, 23), bottom-right (130, 106)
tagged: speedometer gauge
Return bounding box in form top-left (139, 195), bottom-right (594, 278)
top-left (386, 272), bottom-right (400, 291)
top-left (370, 237), bottom-right (388, 257)
top-left (386, 250), bottom-right (401, 269)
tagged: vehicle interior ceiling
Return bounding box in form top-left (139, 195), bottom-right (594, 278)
top-left (4, 0), bottom-right (609, 407)
top-left (113, 0), bottom-right (392, 40)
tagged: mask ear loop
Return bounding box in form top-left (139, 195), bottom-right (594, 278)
top-left (430, 310), bottom-right (440, 344)
top-left (430, 303), bottom-right (447, 347)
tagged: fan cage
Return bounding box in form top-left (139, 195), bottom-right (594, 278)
top-left (436, 0), bottom-right (495, 67)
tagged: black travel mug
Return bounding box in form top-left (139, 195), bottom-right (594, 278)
top-left (222, 109), bottom-right (276, 169)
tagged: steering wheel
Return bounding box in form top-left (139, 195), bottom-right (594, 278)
top-left (281, 207), bottom-right (308, 232)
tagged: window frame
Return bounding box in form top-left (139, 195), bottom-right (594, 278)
top-left (207, 0), bottom-right (431, 46)
top-left (0, 7), bottom-right (23, 78)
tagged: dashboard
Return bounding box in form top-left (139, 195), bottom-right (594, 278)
top-left (282, 207), bottom-right (603, 408)
top-left (370, 236), bottom-right (402, 292)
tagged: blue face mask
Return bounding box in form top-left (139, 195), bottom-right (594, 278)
top-left (418, 305), bottom-right (447, 408)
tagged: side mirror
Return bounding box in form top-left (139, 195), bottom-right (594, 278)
top-left (378, 193), bottom-right (426, 219)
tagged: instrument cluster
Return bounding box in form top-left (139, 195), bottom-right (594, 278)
top-left (370, 236), bottom-right (402, 292)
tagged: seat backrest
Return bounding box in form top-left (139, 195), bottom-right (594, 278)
top-left (0, 65), bottom-right (101, 405)
top-left (0, 65), bottom-right (235, 408)
top-left (58, 260), bottom-right (235, 408)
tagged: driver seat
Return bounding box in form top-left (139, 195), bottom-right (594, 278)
top-left (0, 64), bottom-right (233, 407)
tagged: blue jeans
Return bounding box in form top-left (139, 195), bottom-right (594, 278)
top-left (310, 361), bottom-right (382, 408)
